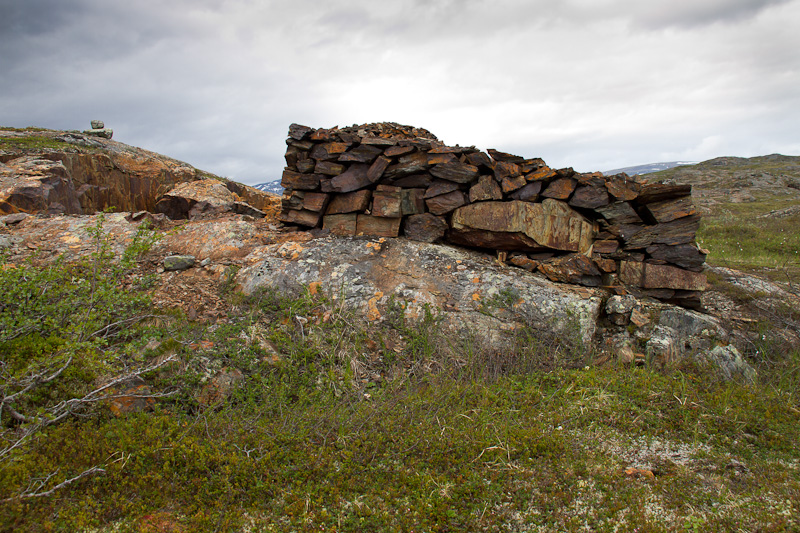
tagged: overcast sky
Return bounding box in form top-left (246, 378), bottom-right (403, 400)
top-left (2, 0), bottom-right (799, 185)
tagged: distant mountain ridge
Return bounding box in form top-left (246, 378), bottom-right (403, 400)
top-left (251, 180), bottom-right (283, 194)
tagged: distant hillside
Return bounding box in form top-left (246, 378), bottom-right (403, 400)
top-left (603, 161), bottom-right (697, 176)
top-left (647, 153), bottom-right (800, 283)
top-left (648, 153), bottom-right (800, 211)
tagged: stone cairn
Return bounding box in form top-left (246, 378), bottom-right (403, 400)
top-left (83, 119), bottom-right (113, 139)
top-left (279, 122), bottom-right (707, 308)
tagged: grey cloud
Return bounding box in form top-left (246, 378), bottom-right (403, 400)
top-left (625, 0), bottom-right (794, 29)
top-left (1, 0), bottom-right (799, 185)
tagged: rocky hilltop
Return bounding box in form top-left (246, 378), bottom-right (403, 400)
top-left (653, 153), bottom-right (800, 210)
top-left (2, 124), bottom-right (798, 382)
top-left (0, 127), bottom-right (275, 217)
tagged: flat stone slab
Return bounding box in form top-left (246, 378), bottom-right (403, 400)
top-left (451, 199), bottom-right (593, 253)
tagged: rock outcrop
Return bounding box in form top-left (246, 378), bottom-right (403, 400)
top-left (278, 123), bottom-right (707, 308)
top-left (0, 128), bottom-right (276, 218)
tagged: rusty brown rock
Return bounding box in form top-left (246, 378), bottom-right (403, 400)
top-left (451, 199), bottom-right (593, 253)
top-left (465, 152), bottom-right (495, 170)
top-left (592, 239), bottom-right (620, 254)
top-left (538, 255), bottom-right (602, 286)
top-left (403, 213), bottom-right (448, 242)
top-left (430, 161), bottom-right (480, 184)
top-left (605, 176), bottom-right (639, 201)
top-left (428, 153), bottom-right (458, 165)
top-left (279, 208), bottom-right (321, 227)
top-left (424, 180), bottom-right (461, 199)
top-left (426, 190), bottom-right (467, 215)
top-left (644, 196), bottom-right (697, 223)
top-left (576, 172), bottom-right (606, 187)
top-left (281, 190), bottom-right (303, 210)
top-left (619, 260), bottom-right (707, 291)
top-left (556, 167), bottom-right (576, 178)
top-left (646, 243), bottom-right (707, 271)
top-left (330, 164), bottom-right (371, 193)
top-left (624, 215), bottom-right (701, 248)
top-left (107, 376), bottom-right (155, 416)
top-left (595, 202), bottom-right (642, 225)
top-left (310, 129), bottom-right (339, 142)
top-left (367, 155), bottom-right (392, 182)
top-left (356, 214), bottom-right (402, 237)
top-left (501, 175), bottom-right (527, 194)
top-left (593, 256), bottom-right (617, 273)
top-left (314, 161), bottom-right (345, 176)
top-left (541, 177), bottom-right (577, 200)
top-left (296, 159), bottom-right (316, 173)
top-left (569, 185), bottom-right (610, 209)
top-left (488, 148), bottom-right (524, 163)
top-left (509, 181), bottom-right (543, 202)
top-left (525, 166), bottom-right (557, 182)
top-left (372, 189), bottom-right (402, 217)
top-left (281, 169), bottom-right (320, 190)
top-left (337, 131), bottom-right (361, 144)
top-left (385, 145), bottom-right (415, 157)
top-left (338, 144), bottom-right (383, 163)
top-left (384, 152), bottom-right (429, 179)
top-left (197, 368), bottom-right (244, 406)
top-left (323, 213), bottom-right (358, 235)
top-left (288, 124), bottom-right (312, 140)
top-left (326, 189), bottom-right (372, 214)
top-left (300, 192), bottom-right (329, 212)
top-left (401, 189), bottom-right (426, 216)
top-left (0, 140), bottom-right (247, 216)
top-left (636, 183), bottom-right (692, 204)
top-left (284, 145), bottom-right (301, 169)
top-left (448, 228), bottom-right (543, 251)
top-left (287, 139), bottom-right (314, 150)
top-left (493, 161), bottom-right (522, 181)
top-left (469, 175), bottom-right (503, 202)
top-left (391, 173), bottom-right (433, 188)
top-left (155, 180), bottom-right (238, 220)
top-left (509, 254), bottom-right (540, 271)
top-left (606, 223), bottom-right (646, 242)
top-left (310, 142), bottom-right (350, 161)
top-left (428, 145), bottom-right (464, 154)
top-left (361, 136), bottom-right (397, 146)
top-left (519, 158), bottom-right (546, 173)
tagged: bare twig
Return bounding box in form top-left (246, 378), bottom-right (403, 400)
top-left (0, 466), bottom-right (106, 502)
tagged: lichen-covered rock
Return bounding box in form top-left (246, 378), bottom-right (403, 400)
top-left (164, 255), bottom-right (196, 271)
top-left (236, 236), bottom-right (604, 350)
top-left (704, 345), bottom-right (756, 383)
top-left (197, 367), bottom-right (245, 406)
top-left (106, 376), bottom-right (155, 416)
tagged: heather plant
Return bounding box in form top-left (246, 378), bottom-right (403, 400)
top-left (0, 217), bottom-right (170, 502)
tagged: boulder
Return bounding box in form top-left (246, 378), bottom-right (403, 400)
top-left (155, 180), bottom-right (236, 219)
top-left (164, 255), bottom-right (196, 271)
top-left (236, 237), bottom-right (605, 349)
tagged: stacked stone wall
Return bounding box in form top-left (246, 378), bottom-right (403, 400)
top-left (279, 122), bottom-right (707, 308)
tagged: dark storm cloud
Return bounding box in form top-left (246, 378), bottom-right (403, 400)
top-left (0, 0), bottom-right (79, 36)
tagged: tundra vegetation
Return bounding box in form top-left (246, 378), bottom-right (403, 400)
top-left (0, 219), bottom-right (798, 532)
top-left (1, 146), bottom-right (799, 530)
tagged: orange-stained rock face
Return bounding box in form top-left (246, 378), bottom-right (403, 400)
top-left (0, 129), bottom-right (277, 217)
